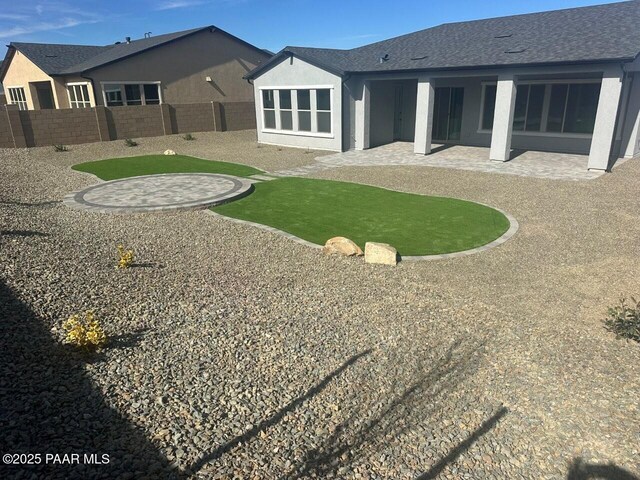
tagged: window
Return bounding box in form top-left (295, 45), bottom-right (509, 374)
top-left (8, 87), bottom-right (27, 110)
top-left (261, 87), bottom-right (333, 135)
top-left (480, 85), bottom-right (496, 131)
top-left (262, 90), bottom-right (276, 129)
top-left (124, 84), bottom-right (142, 105)
top-left (479, 81), bottom-right (601, 135)
top-left (297, 90), bottom-right (311, 131)
top-left (512, 84), bottom-right (545, 132)
top-left (547, 83), bottom-right (601, 134)
top-left (104, 85), bottom-right (124, 106)
top-left (143, 84), bottom-right (160, 105)
top-left (101, 82), bottom-right (162, 106)
top-left (67, 83), bottom-right (92, 108)
top-left (316, 89), bottom-right (331, 133)
top-left (279, 90), bottom-right (293, 130)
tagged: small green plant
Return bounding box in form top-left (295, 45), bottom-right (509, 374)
top-left (53, 144), bottom-right (69, 152)
top-left (62, 311), bottom-right (107, 350)
top-left (116, 244), bottom-right (135, 269)
top-left (182, 133), bottom-right (195, 141)
top-left (604, 297), bottom-right (640, 343)
top-left (124, 138), bottom-right (138, 147)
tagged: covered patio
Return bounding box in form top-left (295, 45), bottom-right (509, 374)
top-left (318, 142), bottom-right (618, 181)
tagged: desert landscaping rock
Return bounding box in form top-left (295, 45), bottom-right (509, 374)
top-left (164, 149), bottom-right (176, 155)
top-left (365, 242), bottom-right (398, 265)
top-left (322, 236), bottom-right (364, 257)
top-left (0, 130), bottom-right (638, 479)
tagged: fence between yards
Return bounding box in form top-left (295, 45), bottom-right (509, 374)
top-left (0, 102), bottom-right (256, 148)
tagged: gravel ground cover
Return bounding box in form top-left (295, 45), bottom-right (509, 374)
top-left (0, 130), bottom-right (639, 479)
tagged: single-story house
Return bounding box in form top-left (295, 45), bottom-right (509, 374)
top-left (0, 26), bottom-right (271, 111)
top-left (245, 1), bottom-right (640, 171)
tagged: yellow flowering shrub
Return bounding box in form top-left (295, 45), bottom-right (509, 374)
top-left (62, 311), bottom-right (107, 350)
top-left (116, 244), bottom-right (134, 269)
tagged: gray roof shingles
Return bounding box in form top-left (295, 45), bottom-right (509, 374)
top-left (249, 1), bottom-right (640, 78)
top-left (8, 27), bottom-right (208, 75)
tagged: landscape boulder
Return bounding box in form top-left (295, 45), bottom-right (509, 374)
top-left (164, 149), bottom-right (176, 155)
top-left (365, 242), bottom-right (398, 265)
top-left (322, 237), bottom-right (363, 257)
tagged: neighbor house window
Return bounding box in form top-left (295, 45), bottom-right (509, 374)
top-left (480, 81), bottom-right (600, 135)
top-left (104, 85), bottom-right (124, 106)
top-left (279, 90), bottom-right (293, 130)
top-left (67, 83), bottom-right (92, 108)
top-left (102, 82), bottom-right (161, 106)
top-left (8, 87), bottom-right (27, 110)
top-left (261, 87), bottom-right (333, 135)
top-left (262, 90), bottom-right (276, 129)
top-left (297, 90), bottom-right (311, 131)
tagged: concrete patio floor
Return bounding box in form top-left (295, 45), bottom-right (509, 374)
top-left (282, 142), bottom-right (626, 181)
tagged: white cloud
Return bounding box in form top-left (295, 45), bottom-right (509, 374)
top-left (0, 2), bottom-right (102, 39)
top-left (0, 17), bottom-right (99, 39)
top-left (155, 0), bottom-right (205, 10)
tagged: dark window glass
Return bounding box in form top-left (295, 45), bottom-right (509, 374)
top-left (563, 83), bottom-right (601, 134)
top-left (525, 84), bottom-right (545, 132)
top-left (317, 111), bottom-right (331, 133)
top-left (280, 111), bottom-right (293, 130)
top-left (143, 84), bottom-right (160, 104)
top-left (298, 111), bottom-right (311, 131)
top-left (512, 85), bottom-right (529, 131)
top-left (264, 110), bottom-right (276, 129)
top-left (481, 85), bottom-right (496, 130)
top-left (262, 90), bottom-right (274, 109)
top-left (316, 89), bottom-right (330, 110)
top-left (297, 90), bottom-right (310, 110)
top-left (279, 90), bottom-right (292, 110)
top-left (125, 84), bottom-right (141, 105)
top-left (547, 84), bottom-right (569, 132)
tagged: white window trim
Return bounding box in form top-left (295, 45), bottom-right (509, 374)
top-left (6, 85), bottom-right (28, 110)
top-left (258, 86), bottom-right (334, 138)
top-left (99, 81), bottom-right (162, 106)
top-left (66, 82), bottom-right (93, 108)
top-left (477, 79), bottom-right (600, 137)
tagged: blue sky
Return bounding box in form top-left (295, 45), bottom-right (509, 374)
top-left (0, 0), bottom-right (623, 52)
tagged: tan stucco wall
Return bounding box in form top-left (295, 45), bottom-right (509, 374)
top-left (88, 29), bottom-right (270, 105)
top-left (3, 51), bottom-right (60, 109)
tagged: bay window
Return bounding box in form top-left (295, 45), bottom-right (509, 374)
top-left (261, 86), bottom-right (332, 136)
top-left (480, 81), bottom-right (601, 135)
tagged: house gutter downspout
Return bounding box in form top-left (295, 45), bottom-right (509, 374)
top-left (80, 72), bottom-right (104, 142)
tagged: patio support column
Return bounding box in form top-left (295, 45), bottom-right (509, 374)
top-left (489, 74), bottom-right (517, 162)
top-left (621, 74), bottom-right (640, 158)
top-left (355, 79), bottom-right (370, 150)
top-left (588, 68), bottom-right (624, 170)
top-left (414, 76), bottom-right (435, 155)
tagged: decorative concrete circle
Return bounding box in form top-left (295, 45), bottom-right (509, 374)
top-left (64, 173), bottom-right (254, 214)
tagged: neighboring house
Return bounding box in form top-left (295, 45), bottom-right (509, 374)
top-left (0, 26), bottom-right (270, 111)
top-left (245, 1), bottom-right (640, 171)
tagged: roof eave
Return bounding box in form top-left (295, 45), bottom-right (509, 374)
top-left (244, 49), bottom-right (345, 80)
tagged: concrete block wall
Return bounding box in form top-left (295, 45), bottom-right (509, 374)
top-left (170, 103), bottom-right (217, 134)
top-left (106, 105), bottom-right (164, 140)
top-left (220, 102), bottom-right (256, 131)
top-left (1, 101), bottom-right (256, 148)
top-left (19, 108), bottom-right (101, 146)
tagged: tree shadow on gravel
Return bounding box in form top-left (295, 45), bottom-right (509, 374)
top-left (0, 200), bottom-right (61, 207)
top-left (567, 457), bottom-right (639, 480)
top-left (416, 406), bottom-right (508, 479)
top-left (284, 340), bottom-right (491, 479)
top-left (0, 230), bottom-right (49, 238)
top-left (0, 279), bottom-right (181, 480)
top-left (187, 349), bottom-right (372, 475)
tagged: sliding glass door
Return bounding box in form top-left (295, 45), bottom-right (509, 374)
top-left (433, 87), bottom-right (464, 142)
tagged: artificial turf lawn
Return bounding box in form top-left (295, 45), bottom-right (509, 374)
top-left (212, 177), bottom-right (511, 256)
top-left (72, 155), bottom-right (264, 180)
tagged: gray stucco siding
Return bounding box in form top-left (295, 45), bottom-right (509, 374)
top-left (252, 56), bottom-right (342, 151)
